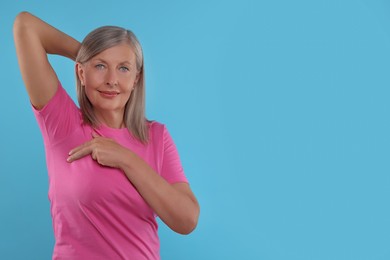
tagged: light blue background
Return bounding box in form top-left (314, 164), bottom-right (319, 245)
top-left (1, 1), bottom-right (390, 259)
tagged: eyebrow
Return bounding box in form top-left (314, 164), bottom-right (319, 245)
top-left (92, 58), bottom-right (132, 66)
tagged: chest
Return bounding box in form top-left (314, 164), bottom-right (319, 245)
top-left (48, 127), bottom-right (158, 217)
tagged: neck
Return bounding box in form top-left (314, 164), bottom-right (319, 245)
top-left (94, 109), bottom-right (125, 129)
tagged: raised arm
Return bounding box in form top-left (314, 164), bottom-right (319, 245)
top-left (13, 12), bottom-right (80, 109)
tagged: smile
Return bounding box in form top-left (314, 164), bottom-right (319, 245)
top-left (98, 90), bottom-right (119, 98)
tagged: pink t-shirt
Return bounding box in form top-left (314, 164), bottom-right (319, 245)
top-left (33, 83), bottom-right (188, 260)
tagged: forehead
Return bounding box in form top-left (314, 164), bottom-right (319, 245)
top-left (92, 43), bottom-right (136, 63)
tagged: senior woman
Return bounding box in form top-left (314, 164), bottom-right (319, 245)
top-left (14, 11), bottom-right (199, 260)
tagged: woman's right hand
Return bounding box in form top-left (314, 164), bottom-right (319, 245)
top-left (13, 12), bottom-right (80, 110)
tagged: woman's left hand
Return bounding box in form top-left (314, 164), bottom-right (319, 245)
top-left (67, 132), bottom-right (129, 168)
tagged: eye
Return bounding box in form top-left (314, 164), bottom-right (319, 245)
top-left (95, 64), bottom-right (105, 69)
top-left (119, 66), bottom-right (130, 72)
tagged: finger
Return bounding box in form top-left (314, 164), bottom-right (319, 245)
top-left (67, 145), bottom-right (93, 162)
top-left (68, 141), bottom-right (90, 156)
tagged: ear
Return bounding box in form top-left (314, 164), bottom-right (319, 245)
top-left (134, 72), bottom-right (141, 87)
top-left (76, 63), bottom-right (85, 85)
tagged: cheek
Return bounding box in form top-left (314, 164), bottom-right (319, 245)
top-left (83, 74), bottom-right (101, 99)
top-left (83, 77), bottom-right (99, 99)
top-left (120, 76), bottom-right (137, 92)
top-left (83, 86), bottom-right (95, 103)
top-left (84, 72), bottom-right (101, 86)
top-left (121, 90), bottom-right (132, 103)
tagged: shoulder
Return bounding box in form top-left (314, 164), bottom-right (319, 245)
top-left (147, 120), bottom-right (170, 145)
top-left (33, 81), bottom-right (82, 144)
top-left (148, 120), bottom-right (166, 134)
top-left (34, 81), bottom-right (79, 114)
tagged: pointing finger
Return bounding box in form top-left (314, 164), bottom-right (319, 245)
top-left (68, 142), bottom-right (88, 156)
top-left (67, 143), bottom-right (93, 162)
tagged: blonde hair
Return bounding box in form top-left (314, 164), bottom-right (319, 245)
top-left (75, 26), bottom-right (148, 143)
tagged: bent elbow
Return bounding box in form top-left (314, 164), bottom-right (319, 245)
top-left (13, 12), bottom-right (31, 31)
top-left (13, 11), bottom-right (36, 39)
top-left (174, 205), bottom-right (200, 235)
top-left (180, 218), bottom-right (199, 235)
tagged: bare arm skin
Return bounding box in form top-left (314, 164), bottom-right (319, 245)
top-left (13, 11), bottom-right (80, 109)
top-left (68, 133), bottom-right (200, 234)
top-left (15, 12), bottom-right (200, 234)
top-left (122, 155), bottom-right (200, 235)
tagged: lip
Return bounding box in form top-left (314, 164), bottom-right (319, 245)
top-left (98, 90), bottom-right (119, 98)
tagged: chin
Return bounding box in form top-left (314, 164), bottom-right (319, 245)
top-left (93, 103), bottom-right (124, 112)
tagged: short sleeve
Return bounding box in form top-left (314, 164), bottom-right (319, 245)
top-left (160, 126), bottom-right (188, 184)
top-left (32, 82), bottom-right (81, 146)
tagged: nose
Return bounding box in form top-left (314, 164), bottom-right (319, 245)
top-left (106, 68), bottom-right (118, 87)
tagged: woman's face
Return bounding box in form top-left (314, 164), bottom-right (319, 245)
top-left (77, 43), bottom-right (139, 118)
